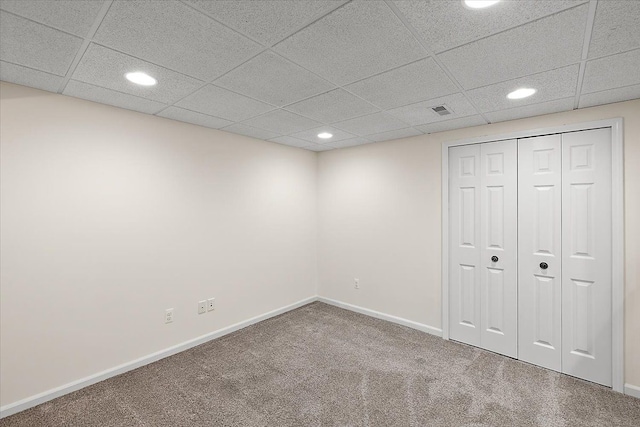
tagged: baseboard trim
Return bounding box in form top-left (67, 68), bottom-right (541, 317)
top-left (317, 296), bottom-right (442, 337)
top-left (624, 383), bottom-right (640, 399)
top-left (0, 296), bottom-right (317, 419)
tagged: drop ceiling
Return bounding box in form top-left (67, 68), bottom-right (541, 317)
top-left (1, 0), bottom-right (639, 152)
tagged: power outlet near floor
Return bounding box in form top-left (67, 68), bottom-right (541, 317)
top-left (207, 298), bottom-right (215, 312)
top-left (354, 278), bottom-right (360, 289)
top-left (165, 308), bottom-right (174, 324)
top-left (198, 300), bottom-right (207, 314)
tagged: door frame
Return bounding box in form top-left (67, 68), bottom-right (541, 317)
top-left (441, 118), bottom-right (624, 392)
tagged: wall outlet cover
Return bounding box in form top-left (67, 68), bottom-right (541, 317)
top-left (198, 300), bottom-right (207, 314)
top-left (207, 298), bottom-right (215, 311)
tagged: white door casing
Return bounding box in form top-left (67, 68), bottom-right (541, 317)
top-left (562, 128), bottom-right (612, 387)
top-left (480, 140), bottom-right (518, 358)
top-left (517, 134), bottom-right (563, 372)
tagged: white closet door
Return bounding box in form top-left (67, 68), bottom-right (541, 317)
top-left (449, 144), bottom-right (481, 347)
top-left (518, 135), bottom-right (562, 372)
top-left (562, 128), bottom-right (612, 386)
top-left (480, 140), bottom-right (518, 357)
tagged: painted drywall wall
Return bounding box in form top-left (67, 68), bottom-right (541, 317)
top-left (317, 99), bottom-right (640, 387)
top-left (0, 82), bottom-right (318, 407)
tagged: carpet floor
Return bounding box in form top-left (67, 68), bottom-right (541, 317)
top-left (1, 301), bottom-right (639, 426)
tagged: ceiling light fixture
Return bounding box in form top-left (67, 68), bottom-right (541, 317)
top-left (507, 88), bottom-right (537, 100)
top-left (125, 72), bottom-right (157, 86)
top-left (318, 132), bottom-right (333, 139)
top-left (464, 0), bottom-right (500, 9)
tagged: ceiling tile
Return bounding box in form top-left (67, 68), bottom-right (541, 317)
top-left (184, 0), bottom-right (344, 46)
top-left (325, 137), bottom-right (373, 148)
top-left (268, 136), bottom-right (311, 148)
top-left (214, 51), bottom-right (334, 106)
top-left (221, 123), bottom-right (280, 141)
top-left (291, 126), bottom-right (357, 144)
top-left (578, 85), bottom-right (640, 109)
top-left (366, 127), bottom-right (422, 142)
top-left (156, 106), bottom-right (232, 129)
top-left (387, 93), bottom-right (478, 126)
top-left (93, 0), bottom-right (262, 81)
top-left (582, 49), bottom-right (640, 94)
top-left (393, 0), bottom-right (584, 53)
top-left (438, 5), bottom-right (588, 89)
top-left (333, 112), bottom-right (409, 136)
top-left (416, 115), bottom-right (487, 134)
top-left (273, 0), bottom-right (426, 85)
top-left (0, 11), bottom-right (82, 76)
top-left (0, 61), bottom-right (63, 92)
top-left (345, 58), bottom-right (458, 110)
top-left (63, 80), bottom-right (165, 114)
top-left (71, 44), bottom-right (202, 104)
top-left (303, 144), bottom-right (334, 152)
top-left (485, 97), bottom-right (574, 123)
top-left (588, 1), bottom-right (640, 58)
top-left (285, 88), bottom-right (379, 123)
top-left (467, 65), bottom-right (579, 113)
top-left (176, 84), bottom-right (274, 122)
top-left (241, 109), bottom-right (321, 135)
top-left (0, 0), bottom-right (104, 36)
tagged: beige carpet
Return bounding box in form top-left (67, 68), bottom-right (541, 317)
top-left (2, 302), bottom-right (639, 426)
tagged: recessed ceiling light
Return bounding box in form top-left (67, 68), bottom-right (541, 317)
top-left (507, 88), bottom-right (537, 100)
top-left (125, 72), bottom-right (157, 86)
top-left (318, 132), bottom-right (333, 139)
top-left (464, 0), bottom-right (500, 9)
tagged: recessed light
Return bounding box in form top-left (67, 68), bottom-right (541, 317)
top-left (507, 88), bottom-right (537, 100)
top-left (318, 132), bottom-right (333, 139)
top-left (125, 72), bottom-right (157, 86)
top-left (464, 0), bottom-right (500, 9)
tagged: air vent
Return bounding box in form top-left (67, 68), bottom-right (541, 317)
top-left (432, 105), bottom-right (451, 116)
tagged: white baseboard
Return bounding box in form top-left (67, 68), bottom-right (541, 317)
top-left (317, 296), bottom-right (442, 337)
top-left (624, 383), bottom-right (640, 399)
top-left (0, 296), bottom-right (317, 419)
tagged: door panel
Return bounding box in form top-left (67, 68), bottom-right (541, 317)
top-left (518, 135), bottom-right (562, 372)
top-left (562, 128), bottom-right (612, 386)
top-left (480, 140), bottom-right (517, 357)
top-left (449, 144), bottom-right (481, 346)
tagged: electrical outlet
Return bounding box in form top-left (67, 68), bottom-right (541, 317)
top-left (207, 298), bottom-right (215, 312)
top-left (198, 300), bottom-right (207, 314)
top-left (354, 278), bottom-right (360, 289)
top-left (165, 308), bottom-right (174, 324)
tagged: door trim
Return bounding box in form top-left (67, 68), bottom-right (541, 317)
top-left (441, 118), bottom-right (624, 393)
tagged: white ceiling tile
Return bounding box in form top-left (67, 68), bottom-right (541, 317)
top-left (467, 65), bottom-right (579, 113)
top-left (438, 5), bottom-right (588, 89)
top-left (268, 136), bottom-right (311, 148)
top-left (0, 11), bottom-right (82, 76)
top-left (93, 0), bottom-right (262, 81)
top-left (333, 112), bottom-right (409, 136)
top-left (588, 1), bottom-right (640, 58)
top-left (0, 61), bottom-right (63, 92)
top-left (63, 80), bottom-right (165, 114)
top-left (345, 58), bottom-right (458, 109)
top-left (387, 93), bottom-right (478, 126)
top-left (273, 0), bottom-right (426, 85)
top-left (416, 115), bottom-right (487, 134)
top-left (582, 49), bottom-right (640, 94)
top-left (485, 97), bottom-right (575, 123)
top-left (291, 126), bottom-right (357, 144)
top-left (221, 123), bottom-right (280, 141)
top-left (366, 127), bottom-right (422, 142)
top-left (393, 0), bottom-right (584, 53)
top-left (184, 0), bottom-right (344, 46)
top-left (325, 137), bottom-right (373, 148)
top-left (71, 44), bottom-right (202, 104)
top-left (176, 84), bottom-right (274, 122)
top-left (0, 0), bottom-right (104, 36)
top-left (156, 106), bottom-right (232, 129)
top-left (241, 109), bottom-right (321, 135)
top-left (285, 88), bottom-right (379, 123)
top-left (303, 143), bottom-right (334, 152)
top-left (579, 84), bottom-right (640, 109)
top-left (214, 51), bottom-right (334, 106)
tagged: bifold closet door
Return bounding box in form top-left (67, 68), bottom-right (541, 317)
top-left (449, 140), bottom-right (517, 356)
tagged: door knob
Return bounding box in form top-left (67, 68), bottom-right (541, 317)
top-left (491, 256), bottom-right (499, 262)
top-left (540, 262), bottom-right (548, 270)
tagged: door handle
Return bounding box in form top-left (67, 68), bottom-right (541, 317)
top-left (491, 256), bottom-right (499, 262)
top-left (540, 262), bottom-right (548, 270)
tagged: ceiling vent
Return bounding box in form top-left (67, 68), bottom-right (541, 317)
top-left (432, 105), bottom-right (452, 116)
